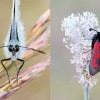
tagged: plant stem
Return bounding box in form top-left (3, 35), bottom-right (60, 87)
top-left (83, 83), bottom-right (90, 100)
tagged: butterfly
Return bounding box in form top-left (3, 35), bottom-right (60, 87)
top-left (0, 0), bottom-right (45, 85)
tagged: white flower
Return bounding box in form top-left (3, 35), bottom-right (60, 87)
top-left (61, 12), bottom-right (99, 88)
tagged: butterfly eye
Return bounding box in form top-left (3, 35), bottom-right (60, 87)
top-left (8, 45), bottom-right (13, 52)
top-left (15, 45), bottom-right (19, 52)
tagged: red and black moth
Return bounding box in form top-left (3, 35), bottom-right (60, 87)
top-left (89, 28), bottom-right (100, 76)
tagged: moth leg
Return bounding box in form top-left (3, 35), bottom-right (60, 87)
top-left (1, 58), bottom-right (11, 85)
top-left (16, 58), bottom-right (24, 85)
top-left (83, 49), bottom-right (92, 53)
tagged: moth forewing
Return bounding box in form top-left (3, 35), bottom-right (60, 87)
top-left (89, 28), bottom-right (100, 76)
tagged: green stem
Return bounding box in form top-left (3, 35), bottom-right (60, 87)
top-left (83, 83), bottom-right (90, 100)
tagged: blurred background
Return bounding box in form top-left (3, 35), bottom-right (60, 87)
top-left (51, 0), bottom-right (100, 100)
top-left (0, 0), bottom-right (50, 100)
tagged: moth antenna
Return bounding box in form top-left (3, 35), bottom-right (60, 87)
top-left (89, 28), bottom-right (98, 33)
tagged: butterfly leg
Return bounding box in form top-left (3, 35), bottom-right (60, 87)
top-left (1, 58), bottom-right (11, 85)
top-left (19, 46), bottom-right (45, 54)
top-left (16, 58), bottom-right (24, 85)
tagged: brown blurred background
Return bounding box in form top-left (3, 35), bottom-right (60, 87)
top-left (0, 0), bottom-right (50, 100)
top-left (51, 0), bottom-right (100, 100)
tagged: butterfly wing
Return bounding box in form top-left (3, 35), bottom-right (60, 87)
top-left (89, 40), bottom-right (100, 76)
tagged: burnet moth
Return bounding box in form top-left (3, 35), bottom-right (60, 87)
top-left (89, 28), bottom-right (100, 76)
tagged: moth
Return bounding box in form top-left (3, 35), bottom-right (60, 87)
top-left (0, 0), bottom-right (45, 85)
top-left (89, 28), bottom-right (100, 76)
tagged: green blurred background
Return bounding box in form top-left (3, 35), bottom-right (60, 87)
top-left (0, 0), bottom-right (50, 100)
top-left (51, 0), bottom-right (100, 100)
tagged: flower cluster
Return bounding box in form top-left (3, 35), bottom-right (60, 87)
top-left (61, 12), bottom-right (99, 88)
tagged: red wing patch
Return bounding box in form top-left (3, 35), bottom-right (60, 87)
top-left (91, 41), bottom-right (100, 68)
top-left (89, 41), bottom-right (100, 76)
